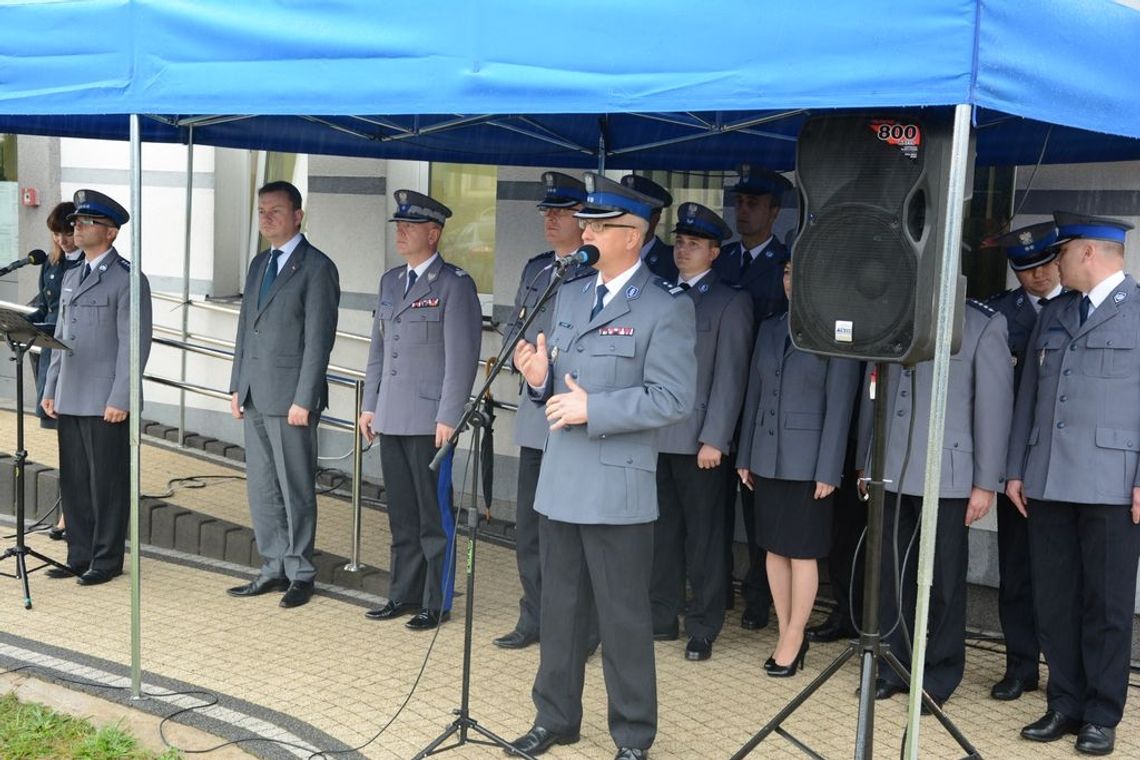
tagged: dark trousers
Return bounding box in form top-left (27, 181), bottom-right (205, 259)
top-left (879, 493), bottom-right (969, 701)
top-left (1028, 500), bottom-right (1140, 727)
top-left (824, 476), bottom-right (867, 632)
top-left (243, 400), bottom-right (320, 582)
top-left (995, 492), bottom-right (1039, 682)
top-left (381, 434), bottom-right (451, 611)
top-left (57, 414), bottom-right (129, 572)
top-left (651, 453), bottom-right (727, 639)
top-left (723, 466), bottom-right (771, 614)
top-left (534, 517), bottom-right (656, 751)
top-left (513, 446), bottom-right (544, 636)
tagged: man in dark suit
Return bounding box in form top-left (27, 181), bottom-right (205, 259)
top-left (359, 190), bottom-right (482, 630)
top-left (508, 173), bottom-right (696, 760)
top-left (42, 189), bottom-right (152, 586)
top-left (651, 203), bottom-right (752, 661)
top-left (984, 222), bottom-right (1063, 701)
top-left (712, 164), bottom-right (794, 630)
top-left (621, 174), bottom-right (678, 282)
top-left (494, 171), bottom-right (589, 650)
top-left (1007, 212), bottom-right (1140, 756)
top-left (227, 181), bottom-right (340, 609)
top-left (858, 298), bottom-right (1013, 707)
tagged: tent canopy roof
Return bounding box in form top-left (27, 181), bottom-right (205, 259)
top-left (1, 0), bottom-right (1138, 168)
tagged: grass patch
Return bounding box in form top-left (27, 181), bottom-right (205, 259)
top-left (0, 692), bottom-right (181, 759)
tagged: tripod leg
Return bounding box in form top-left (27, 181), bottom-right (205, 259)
top-left (730, 644), bottom-right (858, 759)
top-left (18, 552), bottom-right (32, 608)
top-left (879, 650), bottom-right (982, 758)
top-left (410, 720), bottom-right (462, 760)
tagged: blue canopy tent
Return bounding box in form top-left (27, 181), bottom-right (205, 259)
top-left (2, 0), bottom-right (1140, 166)
top-left (3, 1), bottom-right (1140, 756)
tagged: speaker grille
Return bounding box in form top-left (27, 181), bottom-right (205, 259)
top-left (792, 205), bottom-right (916, 359)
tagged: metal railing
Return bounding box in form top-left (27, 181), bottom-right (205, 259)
top-left (4, 293), bottom-right (524, 569)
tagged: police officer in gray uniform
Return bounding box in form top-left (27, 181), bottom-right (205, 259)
top-left (42, 189), bottom-right (152, 586)
top-left (858, 298), bottom-right (1012, 706)
top-left (621, 174), bottom-right (678, 283)
top-left (1007, 213), bottom-right (1140, 756)
top-left (508, 173), bottom-right (696, 760)
top-left (359, 190), bottom-right (482, 631)
top-left (227, 181), bottom-right (341, 609)
top-left (650, 203), bottom-right (752, 662)
top-left (494, 171), bottom-right (592, 650)
top-left (713, 164), bottom-right (794, 629)
top-left (985, 222), bottom-right (1064, 701)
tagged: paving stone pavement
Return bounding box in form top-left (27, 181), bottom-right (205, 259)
top-left (2, 410), bottom-right (1139, 759)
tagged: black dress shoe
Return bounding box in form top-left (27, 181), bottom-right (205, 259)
top-left (806, 620), bottom-right (851, 643)
top-left (653, 620), bottom-right (679, 641)
top-left (226, 576), bottom-right (289, 597)
top-left (45, 566), bottom-right (80, 579)
top-left (614, 749), bottom-right (648, 760)
top-left (684, 637), bottom-right (712, 661)
top-left (494, 629), bottom-right (539, 649)
top-left (77, 568), bottom-right (121, 586)
top-left (740, 608), bottom-right (769, 630)
top-left (47, 526), bottom-right (66, 541)
top-left (874, 679), bottom-right (907, 701)
top-left (1020, 710), bottom-right (1080, 742)
top-left (279, 580), bottom-right (314, 608)
top-left (364, 600), bottom-right (418, 620)
top-left (406, 609), bottom-right (450, 630)
top-left (990, 676), bottom-right (1039, 701)
top-left (1076, 723), bottom-right (1115, 755)
top-left (505, 725), bottom-right (580, 756)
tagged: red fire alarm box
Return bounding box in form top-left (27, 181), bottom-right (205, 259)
top-left (21, 187), bottom-right (39, 207)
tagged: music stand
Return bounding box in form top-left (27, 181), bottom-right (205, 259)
top-left (0, 307), bottom-right (72, 609)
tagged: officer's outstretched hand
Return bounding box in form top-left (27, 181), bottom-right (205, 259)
top-left (546, 375), bottom-right (587, 431)
top-left (514, 333), bottom-right (550, 389)
top-left (1132, 487), bottom-right (1140, 525)
top-left (1005, 479), bottom-right (1027, 517)
top-left (104, 405), bottom-right (127, 423)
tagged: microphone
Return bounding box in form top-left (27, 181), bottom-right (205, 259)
top-left (552, 244), bottom-right (600, 271)
top-left (0, 249), bottom-right (47, 277)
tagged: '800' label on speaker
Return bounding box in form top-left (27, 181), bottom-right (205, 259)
top-left (870, 120), bottom-right (921, 160)
top-left (835, 320), bottom-right (854, 343)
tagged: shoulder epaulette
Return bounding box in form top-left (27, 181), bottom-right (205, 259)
top-left (966, 298), bottom-right (997, 317)
top-left (442, 262), bottom-right (469, 278)
top-left (564, 269), bottom-right (595, 284)
top-left (116, 258), bottom-right (131, 270)
top-left (983, 288), bottom-right (1011, 305)
top-left (527, 250), bottom-right (555, 265)
top-left (651, 276), bottom-right (684, 297)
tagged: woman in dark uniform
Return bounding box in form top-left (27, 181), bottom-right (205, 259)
top-left (736, 260), bottom-right (859, 676)
top-left (28, 201), bottom-right (83, 538)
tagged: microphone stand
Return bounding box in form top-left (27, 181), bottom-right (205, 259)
top-left (0, 308), bottom-right (73, 608)
top-left (412, 261), bottom-right (577, 760)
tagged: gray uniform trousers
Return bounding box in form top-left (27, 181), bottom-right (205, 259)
top-left (535, 517), bottom-right (656, 749)
top-left (242, 399), bottom-right (320, 582)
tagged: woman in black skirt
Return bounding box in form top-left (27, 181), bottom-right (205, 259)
top-left (736, 260), bottom-right (860, 676)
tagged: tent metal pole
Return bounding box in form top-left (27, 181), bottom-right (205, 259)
top-left (904, 103), bottom-right (973, 759)
top-left (129, 114), bottom-right (143, 700)
top-left (179, 127), bottom-right (194, 446)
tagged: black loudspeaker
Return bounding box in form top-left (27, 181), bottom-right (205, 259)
top-left (790, 111), bottom-right (972, 363)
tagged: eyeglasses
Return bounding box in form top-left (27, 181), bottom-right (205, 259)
top-left (538, 207), bottom-right (578, 218)
top-left (577, 220), bottom-right (637, 233)
top-left (71, 217), bottom-right (112, 228)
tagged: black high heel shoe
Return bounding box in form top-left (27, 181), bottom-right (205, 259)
top-left (48, 526), bottom-right (66, 541)
top-left (764, 655), bottom-right (776, 671)
top-left (766, 639), bottom-right (809, 678)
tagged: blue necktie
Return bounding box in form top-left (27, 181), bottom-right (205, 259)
top-left (590, 283), bottom-right (608, 320)
top-left (79, 262), bottom-right (91, 283)
top-left (405, 268), bottom-right (418, 296)
top-left (1079, 295), bottom-right (1091, 326)
top-left (259, 249), bottom-right (282, 306)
